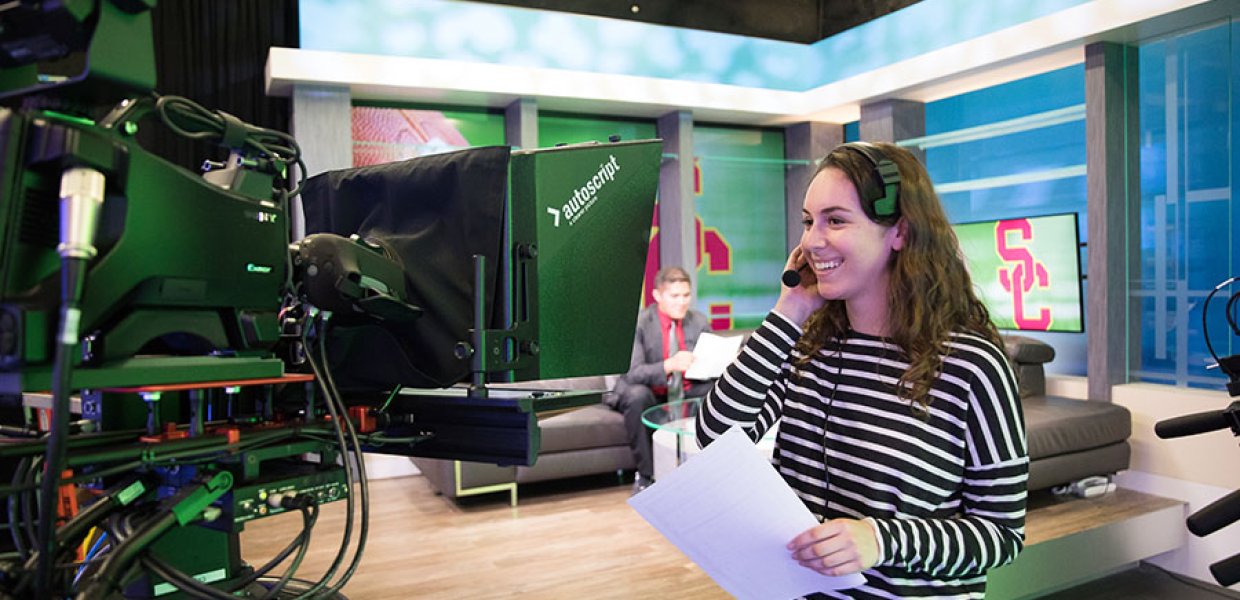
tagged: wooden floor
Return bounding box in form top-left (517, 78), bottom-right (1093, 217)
top-left (240, 475), bottom-right (728, 599)
top-left (240, 475), bottom-right (1183, 600)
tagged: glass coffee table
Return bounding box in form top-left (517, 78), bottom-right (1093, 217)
top-left (641, 398), bottom-right (701, 481)
top-left (641, 398), bottom-right (775, 481)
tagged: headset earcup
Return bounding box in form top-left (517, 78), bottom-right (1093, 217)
top-left (871, 157), bottom-right (901, 217)
top-left (873, 183), bottom-right (898, 217)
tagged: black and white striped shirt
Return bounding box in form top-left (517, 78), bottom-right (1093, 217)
top-left (697, 312), bottom-right (1027, 599)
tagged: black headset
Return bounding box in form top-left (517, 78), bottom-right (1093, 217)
top-left (839, 141), bottom-right (901, 218)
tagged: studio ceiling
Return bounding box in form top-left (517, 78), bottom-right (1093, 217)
top-left (470, 0), bottom-right (925, 43)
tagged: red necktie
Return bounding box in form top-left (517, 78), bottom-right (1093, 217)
top-left (668, 320), bottom-right (683, 402)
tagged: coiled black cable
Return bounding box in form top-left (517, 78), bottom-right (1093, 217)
top-left (151, 94), bottom-right (307, 198)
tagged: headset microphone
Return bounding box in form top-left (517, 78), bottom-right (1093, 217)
top-left (781, 269), bottom-right (801, 287)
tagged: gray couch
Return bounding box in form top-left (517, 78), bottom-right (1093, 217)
top-left (410, 375), bottom-right (632, 505)
top-left (411, 336), bottom-right (1131, 503)
top-left (1005, 335), bottom-right (1132, 491)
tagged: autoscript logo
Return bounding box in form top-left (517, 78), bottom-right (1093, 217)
top-left (546, 155), bottom-right (619, 227)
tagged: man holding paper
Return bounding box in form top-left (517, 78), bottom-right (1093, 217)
top-left (610, 266), bottom-right (715, 494)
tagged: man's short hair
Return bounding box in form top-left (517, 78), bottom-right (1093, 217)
top-left (654, 266), bottom-right (692, 289)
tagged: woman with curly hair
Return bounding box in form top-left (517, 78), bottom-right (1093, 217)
top-left (697, 142), bottom-right (1027, 599)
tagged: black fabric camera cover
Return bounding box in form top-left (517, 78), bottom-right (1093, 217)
top-left (300, 145), bottom-right (510, 390)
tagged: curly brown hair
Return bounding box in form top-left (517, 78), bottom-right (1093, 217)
top-left (794, 142), bottom-right (1002, 412)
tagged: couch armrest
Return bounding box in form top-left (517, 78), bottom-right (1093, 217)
top-left (1001, 335), bottom-right (1055, 398)
top-left (1003, 335), bottom-right (1056, 365)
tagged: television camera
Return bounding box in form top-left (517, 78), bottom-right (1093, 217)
top-left (1154, 276), bottom-right (1240, 587)
top-left (0, 1), bottom-right (659, 598)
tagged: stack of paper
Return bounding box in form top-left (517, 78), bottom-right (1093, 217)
top-left (685, 332), bottom-right (744, 380)
top-left (628, 427), bottom-right (865, 599)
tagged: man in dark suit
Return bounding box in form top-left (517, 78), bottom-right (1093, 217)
top-left (610, 266), bottom-right (714, 493)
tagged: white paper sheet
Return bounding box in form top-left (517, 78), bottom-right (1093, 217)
top-left (627, 427), bottom-right (865, 599)
top-left (684, 332), bottom-right (744, 380)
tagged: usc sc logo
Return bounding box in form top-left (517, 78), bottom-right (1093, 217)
top-left (995, 219), bottom-right (1052, 330)
top-left (643, 211), bottom-right (734, 329)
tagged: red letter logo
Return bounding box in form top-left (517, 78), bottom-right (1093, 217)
top-left (995, 219), bottom-right (1052, 330)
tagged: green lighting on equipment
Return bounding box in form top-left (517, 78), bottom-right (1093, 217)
top-left (246, 263), bottom-right (273, 274)
top-left (40, 110), bottom-right (95, 127)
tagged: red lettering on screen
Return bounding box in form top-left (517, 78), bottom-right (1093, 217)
top-left (642, 213), bottom-right (735, 307)
top-left (995, 219), bottom-right (1052, 330)
top-left (709, 303), bottom-right (733, 331)
top-left (696, 217), bottom-right (732, 274)
top-left (693, 157), bottom-right (703, 196)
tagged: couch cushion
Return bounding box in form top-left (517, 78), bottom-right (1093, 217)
top-left (1022, 395), bottom-right (1131, 460)
top-left (537, 404), bottom-right (627, 454)
top-left (1028, 442), bottom-right (1130, 491)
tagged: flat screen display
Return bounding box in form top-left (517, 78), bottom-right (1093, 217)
top-left (953, 212), bottom-right (1084, 333)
